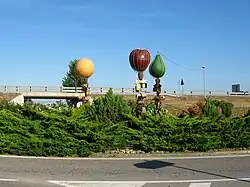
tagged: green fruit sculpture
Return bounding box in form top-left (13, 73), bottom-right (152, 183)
top-left (149, 54), bottom-right (166, 78)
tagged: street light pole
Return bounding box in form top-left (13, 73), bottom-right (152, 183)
top-left (202, 65), bottom-right (206, 98)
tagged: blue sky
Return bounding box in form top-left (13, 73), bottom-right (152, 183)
top-left (0, 0), bottom-right (250, 92)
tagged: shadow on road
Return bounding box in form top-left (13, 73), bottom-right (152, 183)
top-left (134, 160), bottom-right (174, 169)
top-left (134, 160), bottom-right (250, 183)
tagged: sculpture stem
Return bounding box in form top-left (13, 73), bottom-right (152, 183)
top-left (153, 78), bottom-right (162, 113)
top-left (138, 72), bottom-right (144, 80)
top-left (135, 72), bottom-right (147, 116)
top-left (82, 78), bottom-right (88, 97)
top-left (81, 78), bottom-right (93, 105)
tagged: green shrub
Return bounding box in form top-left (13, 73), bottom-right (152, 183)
top-left (203, 98), bottom-right (220, 118)
top-left (83, 88), bottom-right (132, 123)
top-left (219, 100), bottom-right (234, 117)
top-left (244, 109), bottom-right (250, 117)
top-left (203, 98), bottom-right (233, 118)
top-left (0, 92), bottom-right (249, 157)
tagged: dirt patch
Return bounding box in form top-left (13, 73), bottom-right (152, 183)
top-left (0, 93), bottom-right (20, 101)
top-left (160, 95), bottom-right (250, 116)
top-left (92, 94), bottom-right (250, 117)
top-left (1, 92), bottom-right (249, 116)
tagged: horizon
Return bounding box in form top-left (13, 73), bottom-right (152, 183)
top-left (0, 0), bottom-right (249, 92)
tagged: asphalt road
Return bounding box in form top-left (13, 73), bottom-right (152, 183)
top-left (0, 154), bottom-right (250, 187)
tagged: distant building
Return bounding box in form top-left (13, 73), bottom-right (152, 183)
top-left (232, 84), bottom-right (240, 92)
top-left (231, 84), bottom-right (249, 95)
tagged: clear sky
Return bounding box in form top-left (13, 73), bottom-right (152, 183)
top-left (0, 0), bottom-right (250, 92)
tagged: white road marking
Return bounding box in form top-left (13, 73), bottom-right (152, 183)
top-left (0, 178), bottom-right (18, 182)
top-left (48, 178), bottom-right (250, 186)
top-left (189, 183), bottom-right (211, 187)
top-left (1, 152), bottom-right (250, 160)
top-left (48, 181), bottom-right (146, 187)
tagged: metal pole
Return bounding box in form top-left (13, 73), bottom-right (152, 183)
top-left (177, 80), bottom-right (180, 96)
top-left (181, 85), bottom-right (184, 96)
top-left (202, 65), bottom-right (206, 98)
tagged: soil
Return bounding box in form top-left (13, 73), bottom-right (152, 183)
top-left (116, 94), bottom-right (250, 117)
top-left (0, 93), bottom-right (20, 101)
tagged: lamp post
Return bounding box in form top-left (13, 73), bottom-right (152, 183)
top-left (202, 65), bottom-right (206, 98)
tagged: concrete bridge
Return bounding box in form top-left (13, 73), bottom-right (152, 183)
top-left (0, 85), bottom-right (248, 104)
top-left (0, 85), bottom-right (139, 104)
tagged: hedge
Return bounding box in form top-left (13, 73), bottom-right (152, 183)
top-left (0, 91), bottom-right (249, 157)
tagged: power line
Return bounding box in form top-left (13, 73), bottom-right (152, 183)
top-left (157, 51), bottom-right (202, 72)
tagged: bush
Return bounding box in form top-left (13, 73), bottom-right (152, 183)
top-left (0, 92), bottom-right (249, 157)
top-left (244, 109), bottom-right (250, 117)
top-left (203, 98), bottom-right (233, 118)
top-left (83, 88), bottom-right (132, 123)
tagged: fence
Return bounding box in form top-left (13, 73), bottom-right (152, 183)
top-left (0, 85), bottom-right (249, 96)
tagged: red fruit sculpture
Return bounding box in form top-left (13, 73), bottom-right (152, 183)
top-left (129, 48), bottom-right (150, 116)
top-left (129, 49), bottom-right (151, 72)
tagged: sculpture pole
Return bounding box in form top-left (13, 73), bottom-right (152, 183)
top-left (135, 72), bottom-right (147, 116)
top-left (81, 78), bottom-right (91, 104)
top-left (129, 48), bottom-right (151, 116)
top-left (149, 53), bottom-right (166, 113)
top-left (153, 78), bottom-right (162, 112)
top-left (76, 58), bottom-right (94, 106)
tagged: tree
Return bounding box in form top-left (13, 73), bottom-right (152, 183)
top-left (62, 59), bottom-right (86, 107)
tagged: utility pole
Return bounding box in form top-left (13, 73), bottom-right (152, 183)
top-left (177, 80), bottom-right (180, 96)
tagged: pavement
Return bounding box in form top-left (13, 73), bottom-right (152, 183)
top-left (0, 154), bottom-right (250, 187)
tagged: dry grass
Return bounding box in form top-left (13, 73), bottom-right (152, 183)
top-left (1, 92), bottom-right (249, 116)
top-left (105, 94), bottom-right (250, 117)
top-left (0, 93), bottom-right (20, 101)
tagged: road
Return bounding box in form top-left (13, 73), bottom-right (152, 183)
top-left (0, 154), bottom-right (250, 187)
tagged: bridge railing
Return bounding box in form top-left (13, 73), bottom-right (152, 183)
top-left (0, 85), bottom-right (137, 94)
top-left (0, 85), bottom-right (249, 96)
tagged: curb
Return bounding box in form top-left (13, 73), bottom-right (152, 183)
top-left (0, 150), bottom-right (250, 160)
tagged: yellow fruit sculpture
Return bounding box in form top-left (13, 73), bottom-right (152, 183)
top-left (76, 58), bottom-right (94, 78)
top-left (75, 58), bottom-right (95, 105)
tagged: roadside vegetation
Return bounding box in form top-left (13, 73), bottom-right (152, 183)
top-left (0, 89), bottom-right (249, 157)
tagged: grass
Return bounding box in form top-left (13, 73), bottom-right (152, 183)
top-left (1, 92), bottom-right (249, 117)
top-left (113, 94), bottom-right (250, 117)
